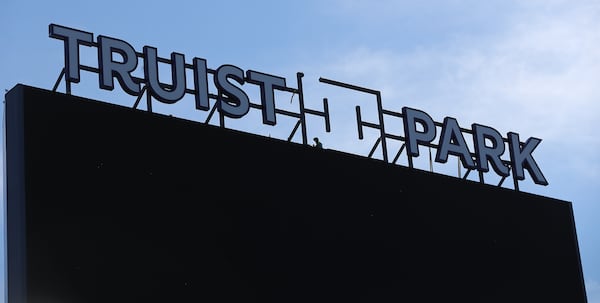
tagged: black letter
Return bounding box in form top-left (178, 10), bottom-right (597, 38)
top-left (436, 117), bottom-right (475, 168)
top-left (472, 124), bottom-right (509, 177)
top-left (508, 132), bottom-right (548, 185)
top-left (49, 24), bottom-right (94, 83)
top-left (214, 64), bottom-right (250, 119)
top-left (193, 57), bottom-right (210, 110)
top-left (402, 107), bottom-right (436, 157)
top-left (246, 70), bottom-right (287, 125)
top-left (144, 46), bottom-right (186, 103)
top-left (98, 35), bottom-right (141, 95)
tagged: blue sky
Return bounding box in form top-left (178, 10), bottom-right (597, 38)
top-left (1, 0), bottom-right (599, 301)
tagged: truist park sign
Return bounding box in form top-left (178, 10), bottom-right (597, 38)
top-left (49, 24), bottom-right (548, 190)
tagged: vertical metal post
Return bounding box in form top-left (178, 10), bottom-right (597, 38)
top-left (375, 92), bottom-right (388, 163)
top-left (65, 79), bottom-right (71, 95)
top-left (146, 89), bottom-right (152, 112)
top-left (296, 72), bottom-right (308, 145)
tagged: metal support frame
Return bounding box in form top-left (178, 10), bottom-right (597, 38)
top-left (318, 77), bottom-right (524, 191)
top-left (51, 40), bottom-right (528, 192)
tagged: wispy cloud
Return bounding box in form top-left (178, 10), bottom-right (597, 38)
top-left (313, 0), bottom-right (600, 179)
top-left (587, 279), bottom-right (600, 303)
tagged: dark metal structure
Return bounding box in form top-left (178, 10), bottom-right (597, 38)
top-left (5, 84), bottom-right (587, 302)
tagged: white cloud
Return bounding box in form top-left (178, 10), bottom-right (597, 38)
top-left (314, 0), bottom-right (600, 179)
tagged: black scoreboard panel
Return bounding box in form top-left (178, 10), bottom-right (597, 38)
top-left (6, 84), bottom-right (587, 303)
